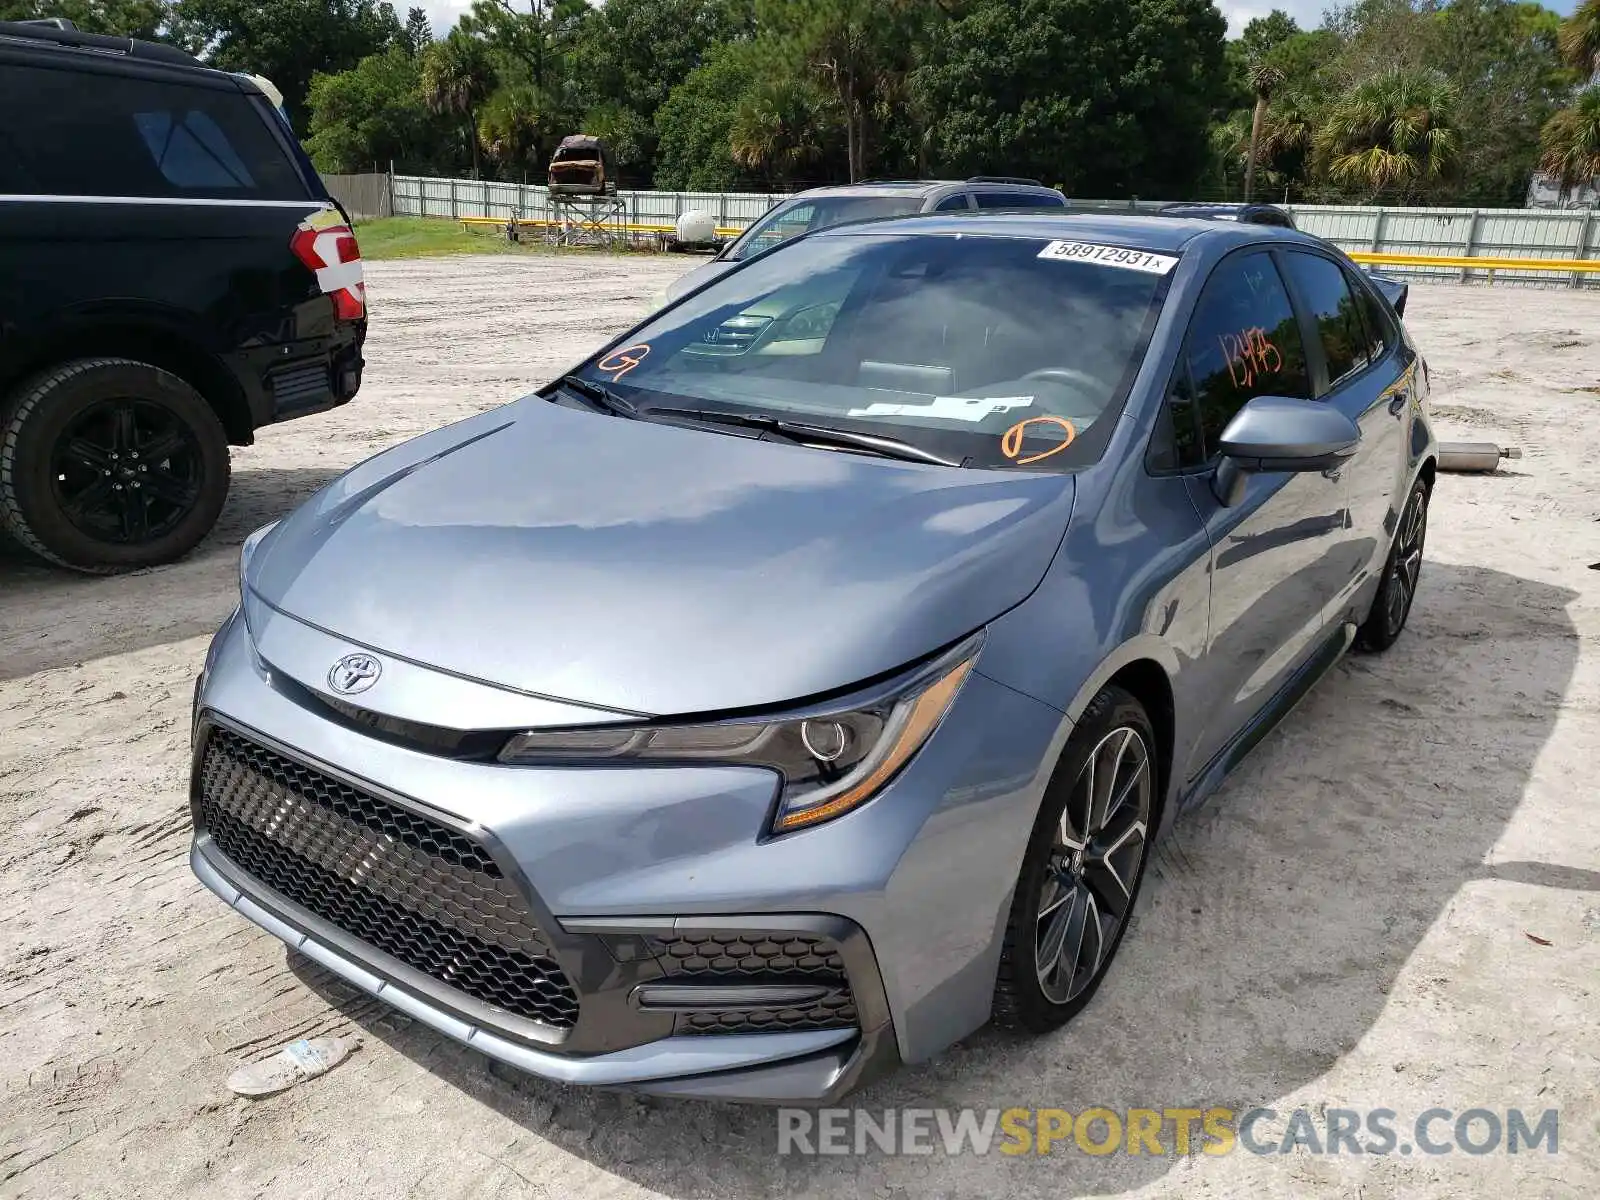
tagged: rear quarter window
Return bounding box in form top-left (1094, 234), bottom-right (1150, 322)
top-left (974, 192), bottom-right (1066, 209)
top-left (0, 65), bottom-right (307, 201)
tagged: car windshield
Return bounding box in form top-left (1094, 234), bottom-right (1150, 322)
top-left (726, 195), bottom-right (926, 261)
top-left (571, 231), bottom-right (1175, 472)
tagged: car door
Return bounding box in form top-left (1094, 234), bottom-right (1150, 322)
top-left (1274, 250), bottom-right (1410, 625)
top-left (1171, 249), bottom-right (1352, 781)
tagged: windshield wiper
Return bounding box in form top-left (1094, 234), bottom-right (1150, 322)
top-left (644, 406), bottom-right (963, 467)
top-left (557, 375), bottom-right (638, 419)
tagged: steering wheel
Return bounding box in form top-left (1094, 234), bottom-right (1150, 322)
top-left (1021, 367), bottom-right (1110, 396)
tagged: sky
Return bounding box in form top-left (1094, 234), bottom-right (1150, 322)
top-left (416, 0), bottom-right (1581, 40)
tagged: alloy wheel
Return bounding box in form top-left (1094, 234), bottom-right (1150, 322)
top-left (1385, 486), bottom-right (1428, 637)
top-left (1035, 725), bottom-right (1152, 1005)
top-left (49, 399), bottom-right (204, 545)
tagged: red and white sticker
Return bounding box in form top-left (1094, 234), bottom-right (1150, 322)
top-left (1037, 241), bottom-right (1179, 275)
top-left (291, 206), bottom-right (365, 320)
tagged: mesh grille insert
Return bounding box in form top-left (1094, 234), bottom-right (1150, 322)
top-left (196, 726), bottom-right (579, 1029)
top-left (650, 931), bottom-right (857, 1035)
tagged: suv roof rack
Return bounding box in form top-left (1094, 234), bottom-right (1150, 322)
top-left (967, 176), bottom-right (1044, 186)
top-left (0, 18), bottom-right (202, 68)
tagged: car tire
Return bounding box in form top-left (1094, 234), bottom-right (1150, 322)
top-left (1354, 477), bottom-right (1429, 654)
top-left (993, 685), bottom-right (1158, 1033)
top-left (0, 358), bottom-right (231, 574)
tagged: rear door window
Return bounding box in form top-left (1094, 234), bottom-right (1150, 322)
top-left (1345, 269), bottom-right (1391, 365)
top-left (934, 193), bottom-right (973, 211)
top-left (1278, 251), bottom-right (1370, 390)
top-left (1179, 251), bottom-right (1312, 459)
top-left (0, 65), bottom-right (306, 200)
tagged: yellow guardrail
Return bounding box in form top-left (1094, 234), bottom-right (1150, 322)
top-left (452, 219), bottom-right (1600, 272)
top-left (1349, 251), bottom-right (1600, 276)
top-left (458, 215), bottom-right (744, 239)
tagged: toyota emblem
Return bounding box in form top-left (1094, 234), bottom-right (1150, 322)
top-left (328, 652), bottom-right (382, 696)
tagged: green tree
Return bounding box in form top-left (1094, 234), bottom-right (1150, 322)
top-left (757, 0), bottom-right (928, 183)
top-left (1539, 87), bottom-right (1600, 198)
top-left (476, 81), bottom-right (548, 177)
top-left (1430, 0), bottom-right (1572, 205)
top-left (171, 0), bottom-right (404, 133)
top-left (1317, 68), bottom-right (1462, 202)
top-left (402, 5), bottom-right (432, 55)
top-left (914, 0), bottom-right (1229, 197)
top-left (1559, 0), bottom-right (1600, 81)
top-left (420, 31), bottom-right (496, 178)
top-left (653, 40), bottom-right (764, 191)
top-left (1244, 61), bottom-right (1285, 201)
top-left (0, 0), bottom-right (164, 37)
top-left (571, 0), bottom-right (756, 179)
top-left (729, 71), bottom-right (831, 186)
top-left (1239, 9), bottom-right (1300, 62)
top-left (304, 45), bottom-right (455, 173)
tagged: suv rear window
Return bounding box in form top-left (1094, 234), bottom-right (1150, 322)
top-left (0, 65), bottom-right (307, 201)
top-left (728, 195), bottom-right (925, 261)
top-left (974, 192), bottom-right (1065, 209)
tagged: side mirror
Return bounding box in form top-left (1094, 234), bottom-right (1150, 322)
top-left (1211, 395), bottom-right (1361, 506)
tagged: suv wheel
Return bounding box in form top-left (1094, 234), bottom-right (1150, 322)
top-left (0, 358), bottom-right (231, 574)
top-left (993, 686), bottom-right (1156, 1032)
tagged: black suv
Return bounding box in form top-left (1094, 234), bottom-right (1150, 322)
top-left (0, 20), bottom-right (366, 573)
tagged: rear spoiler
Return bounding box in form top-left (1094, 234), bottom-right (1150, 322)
top-left (1365, 268), bottom-right (1409, 318)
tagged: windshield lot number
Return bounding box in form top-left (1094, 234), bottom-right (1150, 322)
top-left (1038, 241), bottom-right (1179, 275)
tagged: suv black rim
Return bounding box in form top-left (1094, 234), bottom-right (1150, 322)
top-left (1036, 725), bottom-right (1151, 1004)
top-left (49, 399), bottom-right (203, 544)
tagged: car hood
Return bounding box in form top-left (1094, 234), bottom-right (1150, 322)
top-left (660, 257), bottom-right (737, 305)
top-left (249, 398), bottom-right (1076, 717)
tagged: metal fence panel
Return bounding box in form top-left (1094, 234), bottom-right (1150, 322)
top-left (386, 175), bottom-right (1598, 287)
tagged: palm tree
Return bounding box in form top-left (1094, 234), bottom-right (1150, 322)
top-left (1244, 61), bottom-right (1285, 202)
top-left (1256, 90), bottom-right (1318, 200)
top-left (1317, 69), bottom-right (1461, 203)
top-left (1558, 0), bottom-right (1600, 83)
top-left (421, 34), bottom-right (495, 179)
top-left (1539, 88), bottom-right (1600, 203)
top-left (477, 84), bottom-right (545, 178)
top-left (729, 76), bottom-right (827, 187)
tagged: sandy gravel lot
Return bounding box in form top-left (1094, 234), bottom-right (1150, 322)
top-left (2, 255), bottom-right (1597, 1200)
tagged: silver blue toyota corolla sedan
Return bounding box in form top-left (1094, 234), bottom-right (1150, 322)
top-left (190, 212), bottom-right (1436, 1103)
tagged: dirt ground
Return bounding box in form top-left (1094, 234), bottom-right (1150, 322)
top-left (2, 256), bottom-right (1597, 1200)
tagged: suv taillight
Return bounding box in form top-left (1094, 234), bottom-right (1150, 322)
top-left (290, 214), bottom-right (365, 322)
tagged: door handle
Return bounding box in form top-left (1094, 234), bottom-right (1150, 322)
top-left (1388, 392), bottom-right (1409, 416)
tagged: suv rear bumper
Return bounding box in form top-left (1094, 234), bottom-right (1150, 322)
top-left (234, 323), bottom-right (364, 433)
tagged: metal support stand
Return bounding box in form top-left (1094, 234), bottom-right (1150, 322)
top-left (547, 193), bottom-right (627, 248)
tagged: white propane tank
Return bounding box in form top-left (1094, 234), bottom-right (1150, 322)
top-left (675, 210), bottom-right (717, 246)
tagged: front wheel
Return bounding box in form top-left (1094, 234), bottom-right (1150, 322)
top-left (1354, 477), bottom-right (1429, 653)
top-left (0, 358), bottom-right (231, 574)
top-left (993, 686), bottom-right (1157, 1033)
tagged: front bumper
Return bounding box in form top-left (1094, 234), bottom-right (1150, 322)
top-left (189, 601), bottom-right (1065, 1101)
top-left (191, 831), bottom-right (896, 1103)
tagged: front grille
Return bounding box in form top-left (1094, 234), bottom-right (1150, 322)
top-left (650, 931), bottom-right (857, 1035)
top-left (195, 726), bottom-right (579, 1029)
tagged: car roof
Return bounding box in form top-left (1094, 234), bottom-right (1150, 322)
top-left (788, 179), bottom-right (1057, 201)
top-left (811, 210), bottom-right (1314, 254)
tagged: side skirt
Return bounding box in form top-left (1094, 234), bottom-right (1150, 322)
top-left (1177, 620), bottom-right (1357, 815)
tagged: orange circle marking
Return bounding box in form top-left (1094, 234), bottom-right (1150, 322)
top-left (597, 343), bottom-right (651, 380)
top-left (1001, 415), bottom-right (1077, 465)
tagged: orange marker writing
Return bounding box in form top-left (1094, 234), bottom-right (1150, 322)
top-left (1001, 415), bottom-right (1077, 466)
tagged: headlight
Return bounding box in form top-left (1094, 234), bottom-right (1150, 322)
top-left (238, 520), bottom-right (279, 601)
top-left (498, 636), bottom-right (981, 833)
